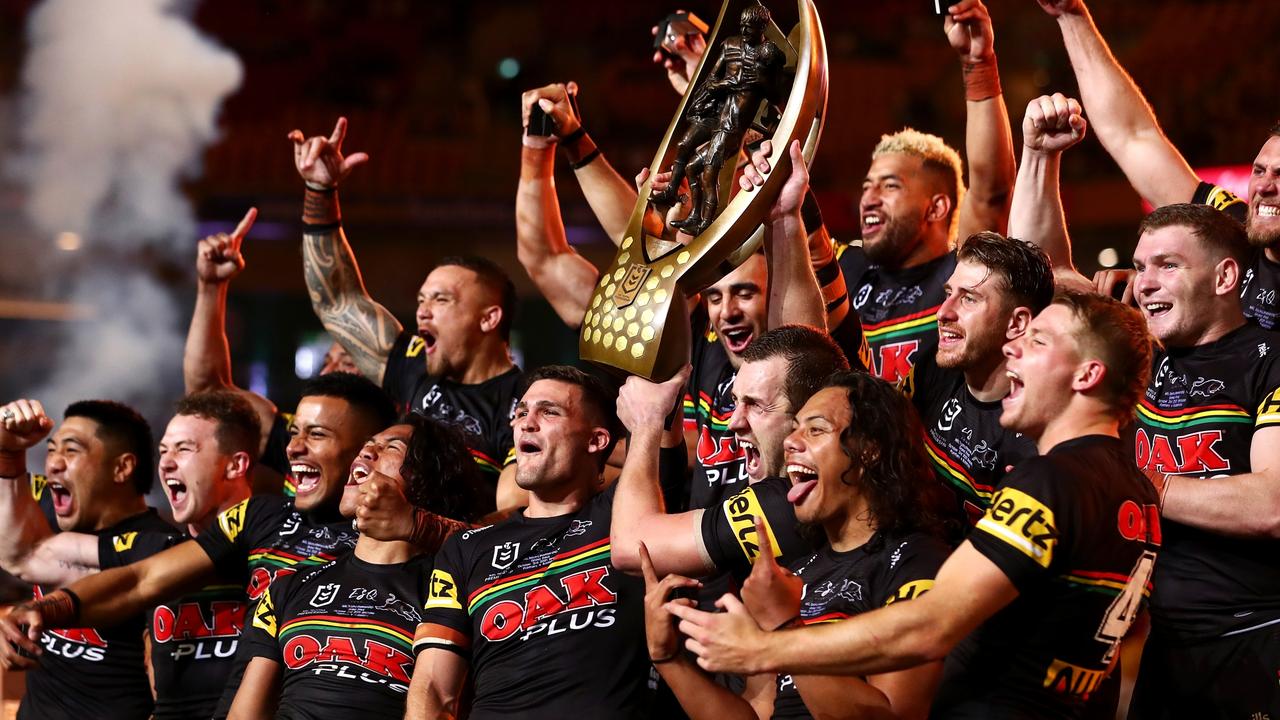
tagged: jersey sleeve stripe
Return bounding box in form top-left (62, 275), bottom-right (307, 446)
top-left (413, 623), bottom-right (471, 654)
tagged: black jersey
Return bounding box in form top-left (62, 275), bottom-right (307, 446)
top-left (700, 477), bottom-right (814, 583)
top-left (383, 331), bottom-right (520, 487)
top-left (1134, 323), bottom-right (1280, 640)
top-left (900, 351), bottom-right (1038, 526)
top-left (683, 309), bottom-right (748, 512)
top-left (772, 531), bottom-right (950, 720)
top-left (99, 528), bottom-right (249, 720)
top-left (934, 436), bottom-right (1160, 718)
top-left (241, 552), bottom-right (431, 719)
top-left (837, 243), bottom-right (955, 383)
top-left (197, 495), bottom-right (360, 718)
top-left (415, 486), bottom-right (650, 719)
top-left (18, 505), bottom-right (177, 720)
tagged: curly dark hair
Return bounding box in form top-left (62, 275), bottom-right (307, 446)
top-left (399, 413), bottom-right (489, 522)
top-left (823, 371), bottom-right (947, 537)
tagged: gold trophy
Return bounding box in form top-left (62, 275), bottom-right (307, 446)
top-left (580, 0), bottom-right (828, 380)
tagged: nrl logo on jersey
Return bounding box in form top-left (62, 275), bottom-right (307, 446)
top-left (491, 542), bottom-right (520, 570)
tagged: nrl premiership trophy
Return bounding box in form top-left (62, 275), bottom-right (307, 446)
top-left (580, 0), bottom-right (827, 380)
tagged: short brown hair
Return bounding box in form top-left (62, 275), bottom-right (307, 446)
top-left (1052, 291), bottom-right (1152, 418)
top-left (741, 325), bottom-right (851, 413)
top-left (1139, 203), bottom-right (1249, 268)
top-left (521, 365), bottom-right (620, 469)
top-left (174, 390), bottom-right (261, 457)
top-left (957, 232), bottom-right (1055, 313)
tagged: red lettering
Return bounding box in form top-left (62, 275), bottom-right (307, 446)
top-left (211, 600), bottom-right (246, 637)
top-left (1136, 428), bottom-right (1231, 474)
top-left (248, 567), bottom-right (295, 601)
top-left (283, 634), bottom-right (321, 668)
top-left (875, 341), bottom-right (919, 383)
top-left (1147, 435), bottom-right (1178, 472)
top-left (561, 568), bottom-right (617, 609)
top-left (522, 585), bottom-right (566, 628)
top-left (361, 639), bottom-right (413, 682)
top-left (480, 600), bottom-right (524, 642)
top-left (1117, 501), bottom-right (1144, 541)
top-left (171, 603), bottom-right (207, 640)
top-left (314, 636), bottom-right (360, 665)
top-left (696, 426), bottom-right (741, 466)
top-left (153, 606), bottom-right (176, 642)
top-left (1176, 431), bottom-right (1229, 472)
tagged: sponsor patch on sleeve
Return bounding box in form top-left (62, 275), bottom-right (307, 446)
top-left (112, 532), bottom-right (137, 552)
top-left (217, 498), bottom-right (250, 543)
top-left (1201, 185), bottom-right (1245, 214)
top-left (975, 487), bottom-right (1059, 568)
top-left (722, 487), bottom-right (782, 565)
top-left (406, 336), bottom-right (426, 358)
top-left (251, 587), bottom-right (277, 637)
top-left (1256, 387), bottom-right (1280, 427)
top-left (29, 474), bottom-right (46, 501)
top-left (426, 568), bottom-right (462, 611)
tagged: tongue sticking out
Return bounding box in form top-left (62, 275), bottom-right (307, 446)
top-left (51, 487), bottom-right (73, 515)
top-left (787, 479), bottom-right (817, 505)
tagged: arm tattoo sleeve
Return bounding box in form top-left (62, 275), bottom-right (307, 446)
top-left (301, 226), bottom-right (403, 383)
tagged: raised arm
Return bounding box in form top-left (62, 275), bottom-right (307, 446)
top-left (948, 0), bottom-right (1016, 239)
top-left (1036, 0), bottom-right (1199, 207)
top-left (184, 208), bottom-right (280, 449)
top-left (611, 368), bottom-right (716, 578)
top-left (289, 117), bottom-right (402, 386)
top-left (1009, 93), bottom-right (1093, 290)
top-left (0, 400), bottom-right (96, 587)
top-left (516, 84), bottom-right (603, 327)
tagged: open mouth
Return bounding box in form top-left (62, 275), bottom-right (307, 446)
top-left (291, 463), bottom-right (322, 494)
top-left (164, 477), bottom-right (188, 507)
top-left (49, 481), bottom-right (73, 516)
top-left (785, 464), bottom-right (819, 505)
top-left (938, 325), bottom-right (964, 347)
top-left (517, 439), bottom-right (542, 456)
top-left (739, 437), bottom-right (761, 477)
top-left (1143, 302), bottom-right (1172, 319)
top-left (347, 461), bottom-right (371, 487)
top-left (861, 212), bottom-right (884, 238)
top-left (720, 327), bottom-right (754, 355)
top-left (418, 328), bottom-right (438, 354)
top-left (1004, 370), bottom-right (1024, 407)
top-left (1255, 203), bottom-right (1279, 219)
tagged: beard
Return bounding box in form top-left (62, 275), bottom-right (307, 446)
top-left (1247, 212), bottom-right (1280, 249)
top-left (863, 215), bottom-right (925, 268)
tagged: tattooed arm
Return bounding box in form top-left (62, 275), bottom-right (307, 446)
top-left (289, 118), bottom-right (402, 385)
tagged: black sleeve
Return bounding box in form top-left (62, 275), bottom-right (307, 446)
top-left (830, 310), bottom-right (870, 373)
top-left (1191, 181), bottom-right (1247, 223)
top-left (195, 496), bottom-right (270, 572)
top-left (416, 533), bottom-right (472, 658)
top-left (658, 444), bottom-right (690, 514)
top-left (241, 580), bottom-right (286, 663)
top-left (98, 529), bottom-right (183, 569)
top-left (29, 475), bottom-right (59, 532)
top-left (968, 459), bottom-right (1066, 590)
top-left (876, 536), bottom-right (950, 607)
top-left (699, 479), bottom-right (807, 582)
top-left (382, 331), bottom-right (424, 410)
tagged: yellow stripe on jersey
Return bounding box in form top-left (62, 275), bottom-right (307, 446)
top-left (722, 487), bottom-right (782, 565)
top-left (976, 487), bottom-right (1058, 568)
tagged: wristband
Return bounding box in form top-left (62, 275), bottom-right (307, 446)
top-left (962, 58), bottom-right (1002, 102)
top-left (302, 186), bottom-right (340, 226)
top-left (36, 589), bottom-right (81, 627)
top-left (562, 130), bottom-right (597, 167)
top-left (0, 451), bottom-right (26, 479)
top-left (559, 126), bottom-right (586, 146)
top-left (520, 144), bottom-right (555, 180)
top-left (1159, 473), bottom-right (1175, 511)
top-left (570, 148), bottom-right (602, 170)
top-left (304, 182), bottom-right (336, 193)
top-left (650, 651), bottom-right (680, 664)
top-left (302, 221), bottom-right (343, 234)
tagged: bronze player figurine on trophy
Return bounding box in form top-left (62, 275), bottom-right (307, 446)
top-left (580, 0), bottom-right (827, 380)
top-left (652, 4), bottom-right (785, 237)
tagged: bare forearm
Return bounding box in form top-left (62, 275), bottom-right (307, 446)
top-left (575, 154), bottom-right (639, 245)
top-left (1009, 149), bottom-right (1074, 270)
top-left (1162, 471), bottom-right (1280, 539)
top-left (516, 146), bottom-right (598, 327)
top-left (184, 281), bottom-right (234, 392)
top-left (761, 601), bottom-right (945, 677)
top-left (62, 544), bottom-right (213, 628)
top-left (958, 96), bottom-right (1015, 238)
top-left (794, 675), bottom-right (894, 720)
top-left (611, 426), bottom-right (667, 573)
top-left (658, 656), bottom-right (761, 720)
top-left (1055, 10), bottom-right (1197, 206)
top-left (300, 218), bottom-right (400, 384)
top-left (0, 474), bottom-right (55, 581)
top-left (765, 210), bottom-right (825, 331)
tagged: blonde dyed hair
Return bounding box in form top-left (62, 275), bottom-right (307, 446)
top-left (872, 128), bottom-right (966, 242)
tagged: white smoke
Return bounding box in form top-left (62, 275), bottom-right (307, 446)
top-left (15, 0), bottom-right (242, 417)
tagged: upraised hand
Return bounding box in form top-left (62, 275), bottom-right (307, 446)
top-left (288, 117), bottom-right (369, 190)
top-left (737, 139), bottom-right (810, 223)
top-left (520, 82), bottom-right (582, 149)
top-left (196, 208), bottom-right (257, 285)
top-left (0, 399), bottom-right (54, 454)
top-left (353, 470), bottom-right (414, 542)
top-left (1023, 93), bottom-right (1088, 155)
top-left (740, 516), bottom-right (803, 631)
top-left (1034, 0), bottom-right (1085, 18)
top-left (651, 19), bottom-right (707, 96)
top-left (944, 0), bottom-right (996, 65)
top-left (616, 364), bottom-right (691, 434)
top-left (639, 542), bottom-right (700, 663)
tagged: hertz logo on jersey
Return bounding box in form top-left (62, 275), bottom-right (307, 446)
top-left (218, 499), bottom-right (250, 543)
top-left (976, 487), bottom-right (1059, 568)
top-left (883, 579), bottom-right (934, 606)
top-left (112, 532), bottom-right (137, 552)
top-left (426, 569), bottom-right (462, 610)
top-left (723, 487), bottom-right (782, 564)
